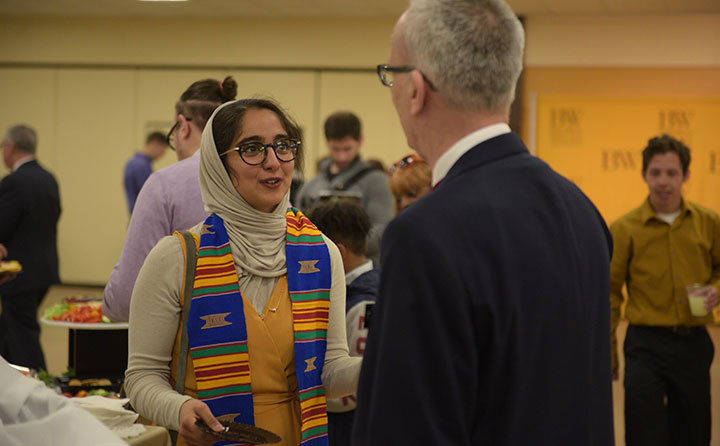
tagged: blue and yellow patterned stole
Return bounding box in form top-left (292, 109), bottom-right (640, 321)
top-left (187, 210), bottom-right (330, 446)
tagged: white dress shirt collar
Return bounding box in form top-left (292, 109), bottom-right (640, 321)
top-left (431, 123), bottom-right (511, 187)
top-left (12, 155), bottom-right (35, 172)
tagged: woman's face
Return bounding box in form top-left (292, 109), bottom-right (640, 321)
top-left (398, 185), bottom-right (431, 212)
top-left (224, 108), bottom-right (295, 213)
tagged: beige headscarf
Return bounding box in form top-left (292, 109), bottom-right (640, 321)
top-left (198, 100), bottom-right (291, 313)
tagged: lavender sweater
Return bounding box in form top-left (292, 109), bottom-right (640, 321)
top-left (103, 152), bottom-right (207, 321)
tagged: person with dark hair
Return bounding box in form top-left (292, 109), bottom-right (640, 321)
top-left (611, 134), bottom-right (719, 446)
top-left (388, 153), bottom-right (431, 213)
top-left (0, 124), bottom-right (61, 371)
top-left (125, 98), bottom-right (361, 446)
top-left (354, 1), bottom-right (615, 444)
top-left (295, 111), bottom-right (393, 264)
top-left (123, 131), bottom-right (169, 213)
top-left (103, 76), bottom-right (237, 322)
top-left (306, 199), bottom-right (378, 446)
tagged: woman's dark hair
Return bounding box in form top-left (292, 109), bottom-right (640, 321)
top-left (212, 98), bottom-right (304, 172)
top-left (176, 76), bottom-right (237, 132)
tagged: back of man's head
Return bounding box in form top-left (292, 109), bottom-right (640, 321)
top-left (4, 124), bottom-right (37, 154)
top-left (324, 111), bottom-right (362, 141)
top-left (642, 134), bottom-right (691, 175)
top-left (403, 0), bottom-right (524, 112)
top-left (145, 131), bottom-right (166, 146)
top-left (307, 198), bottom-right (371, 256)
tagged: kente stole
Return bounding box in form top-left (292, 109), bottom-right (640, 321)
top-left (188, 211), bottom-right (331, 446)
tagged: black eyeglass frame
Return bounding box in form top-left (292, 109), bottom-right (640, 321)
top-left (219, 139), bottom-right (301, 166)
top-left (165, 116), bottom-right (192, 151)
top-left (376, 64), bottom-right (437, 91)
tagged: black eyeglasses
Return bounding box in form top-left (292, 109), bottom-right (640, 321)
top-left (376, 64), bottom-right (437, 91)
top-left (220, 139), bottom-right (301, 166)
top-left (389, 154), bottom-right (424, 175)
top-left (165, 116), bottom-right (192, 151)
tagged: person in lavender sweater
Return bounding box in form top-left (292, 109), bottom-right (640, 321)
top-left (102, 76), bottom-right (237, 322)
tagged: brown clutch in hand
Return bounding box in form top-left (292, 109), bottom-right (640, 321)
top-left (195, 414), bottom-right (282, 445)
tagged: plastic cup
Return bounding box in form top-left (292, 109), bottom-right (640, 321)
top-left (687, 284), bottom-right (709, 317)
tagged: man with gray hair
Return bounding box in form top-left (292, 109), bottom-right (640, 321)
top-left (353, 1), bottom-right (615, 444)
top-left (0, 124), bottom-right (61, 371)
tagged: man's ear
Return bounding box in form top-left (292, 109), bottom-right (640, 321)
top-left (336, 242), bottom-right (347, 260)
top-left (408, 69), bottom-right (429, 116)
top-left (683, 168), bottom-right (691, 184)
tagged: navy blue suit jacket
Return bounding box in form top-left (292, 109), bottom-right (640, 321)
top-left (353, 133), bottom-right (614, 445)
top-left (0, 160), bottom-right (61, 295)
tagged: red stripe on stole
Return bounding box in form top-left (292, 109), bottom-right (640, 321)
top-left (196, 372), bottom-right (250, 384)
top-left (196, 378), bottom-right (250, 391)
top-left (195, 265), bottom-right (235, 276)
top-left (302, 405), bottom-right (327, 420)
top-left (194, 364), bottom-right (249, 378)
top-left (192, 352), bottom-right (248, 367)
top-left (195, 372), bottom-right (250, 384)
top-left (293, 311), bottom-right (329, 321)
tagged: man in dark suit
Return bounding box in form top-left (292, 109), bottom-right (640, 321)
top-left (0, 124), bottom-right (61, 370)
top-left (353, 1), bottom-right (615, 445)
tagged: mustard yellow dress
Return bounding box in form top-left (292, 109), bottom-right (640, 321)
top-left (171, 276), bottom-right (301, 445)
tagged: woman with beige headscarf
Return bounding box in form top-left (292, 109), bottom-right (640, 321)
top-left (125, 99), bottom-right (361, 446)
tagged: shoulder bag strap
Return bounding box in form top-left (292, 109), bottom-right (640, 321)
top-left (173, 230), bottom-right (198, 395)
top-left (333, 166), bottom-right (376, 191)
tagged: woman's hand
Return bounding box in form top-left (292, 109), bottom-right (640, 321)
top-left (178, 399), bottom-right (224, 446)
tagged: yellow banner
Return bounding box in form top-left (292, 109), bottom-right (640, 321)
top-left (536, 96), bottom-right (720, 225)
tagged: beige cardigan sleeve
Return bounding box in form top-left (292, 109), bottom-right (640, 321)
top-left (124, 227), bottom-right (361, 431)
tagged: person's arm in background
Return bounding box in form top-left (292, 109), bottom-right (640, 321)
top-left (359, 170), bottom-right (395, 263)
top-left (609, 220), bottom-right (631, 380)
top-left (103, 172), bottom-right (172, 322)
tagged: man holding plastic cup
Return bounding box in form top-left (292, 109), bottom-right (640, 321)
top-left (610, 134), bottom-right (720, 446)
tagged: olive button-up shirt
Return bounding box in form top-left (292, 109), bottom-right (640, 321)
top-left (609, 198), bottom-right (720, 369)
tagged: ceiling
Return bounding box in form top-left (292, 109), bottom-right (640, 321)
top-left (0, 0), bottom-right (719, 18)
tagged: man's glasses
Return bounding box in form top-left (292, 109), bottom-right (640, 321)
top-left (376, 64), bottom-right (437, 91)
top-left (165, 116), bottom-right (192, 151)
top-left (389, 154), bottom-right (424, 175)
top-left (219, 139), bottom-right (300, 166)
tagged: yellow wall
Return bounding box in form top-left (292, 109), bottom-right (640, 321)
top-left (1, 14), bottom-right (719, 284)
top-left (0, 16), bottom-right (406, 284)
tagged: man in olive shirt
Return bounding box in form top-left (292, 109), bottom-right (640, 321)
top-left (611, 134), bottom-right (720, 446)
